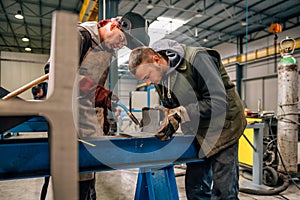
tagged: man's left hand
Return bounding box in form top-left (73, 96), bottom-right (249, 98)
top-left (155, 106), bottom-right (190, 141)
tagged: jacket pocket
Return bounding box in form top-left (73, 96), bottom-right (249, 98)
top-left (225, 87), bottom-right (244, 121)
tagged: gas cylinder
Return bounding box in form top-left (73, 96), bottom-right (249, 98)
top-left (277, 37), bottom-right (298, 173)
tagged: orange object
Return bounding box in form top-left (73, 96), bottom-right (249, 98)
top-left (244, 108), bottom-right (250, 116)
top-left (270, 23), bottom-right (282, 33)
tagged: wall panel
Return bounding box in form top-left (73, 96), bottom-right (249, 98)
top-left (0, 51), bottom-right (49, 100)
top-left (264, 78), bottom-right (278, 111)
top-left (243, 79), bottom-right (263, 111)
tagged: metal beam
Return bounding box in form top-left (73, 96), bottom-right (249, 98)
top-left (79, 0), bottom-right (97, 22)
top-left (222, 37), bottom-right (300, 66)
top-left (0, 135), bottom-right (199, 180)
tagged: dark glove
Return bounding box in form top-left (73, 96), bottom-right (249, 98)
top-left (79, 76), bottom-right (119, 111)
top-left (95, 85), bottom-right (119, 111)
top-left (155, 106), bottom-right (190, 141)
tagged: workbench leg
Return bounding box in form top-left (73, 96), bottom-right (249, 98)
top-left (242, 124), bottom-right (272, 190)
top-left (134, 165), bottom-right (179, 200)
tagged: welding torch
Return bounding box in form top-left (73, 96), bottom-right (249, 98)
top-left (116, 101), bottom-right (141, 126)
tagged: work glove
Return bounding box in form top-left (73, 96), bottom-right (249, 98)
top-left (79, 76), bottom-right (119, 111)
top-left (94, 85), bottom-right (119, 112)
top-left (155, 106), bottom-right (190, 141)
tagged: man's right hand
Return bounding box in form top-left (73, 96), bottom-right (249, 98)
top-left (94, 85), bottom-right (119, 111)
top-left (79, 76), bottom-right (119, 111)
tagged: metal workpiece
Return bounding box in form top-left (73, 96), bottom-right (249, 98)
top-left (141, 107), bottom-right (161, 133)
top-left (277, 37), bottom-right (299, 173)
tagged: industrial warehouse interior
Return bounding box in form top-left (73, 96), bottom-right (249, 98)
top-left (0, 0), bottom-right (300, 199)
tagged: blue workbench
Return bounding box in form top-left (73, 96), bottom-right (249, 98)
top-left (0, 119), bottom-right (201, 200)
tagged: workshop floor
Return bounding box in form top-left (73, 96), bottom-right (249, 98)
top-left (0, 167), bottom-right (299, 200)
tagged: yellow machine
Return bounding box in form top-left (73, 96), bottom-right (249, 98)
top-left (238, 118), bottom-right (262, 166)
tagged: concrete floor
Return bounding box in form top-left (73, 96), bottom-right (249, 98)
top-left (0, 167), bottom-right (299, 200)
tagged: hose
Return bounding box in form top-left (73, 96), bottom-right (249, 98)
top-left (239, 171), bottom-right (289, 195)
top-left (116, 101), bottom-right (141, 126)
top-left (40, 176), bottom-right (50, 200)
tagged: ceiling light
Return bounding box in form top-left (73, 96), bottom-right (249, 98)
top-left (15, 10), bottom-right (24, 20)
top-left (146, 0), bottom-right (154, 9)
top-left (195, 13), bottom-right (203, 18)
top-left (203, 37), bottom-right (208, 42)
top-left (22, 35), bottom-right (29, 42)
top-left (195, 28), bottom-right (198, 37)
top-left (241, 21), bottom-right (247, 26)
top-left (146, 4), bottom-right (154, 9)
top-left (25, 46), bottom-right (31, 52)
top-left (195, 9), bottom-right (203, 18)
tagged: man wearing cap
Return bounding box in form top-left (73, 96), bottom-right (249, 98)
top-left (76, 12), bottom-right (149, 200)
top-left (42, 12), bottom-right (149, 200)
top-left (77, 12), bottom-right (149, 137)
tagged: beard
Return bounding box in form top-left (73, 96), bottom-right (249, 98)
top-left (152, 63), bottom-right (165, 84)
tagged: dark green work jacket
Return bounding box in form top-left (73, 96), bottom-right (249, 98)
top-left (155, 45), bottom-right (247, 158)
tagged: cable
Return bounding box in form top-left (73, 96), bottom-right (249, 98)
top-left (276, 143), bottom-right (300, 191)
top-left (239, 170), bottom-right (289, 195)
top-left (268, 117), bottom-right (300, 191)
top-left (116, 101), bottom-right (141, 126)
top-left (40, 176), bottom-right (50, 200)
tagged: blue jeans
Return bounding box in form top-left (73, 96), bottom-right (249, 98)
top-left (185, 143), bottom-right (239, 200)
